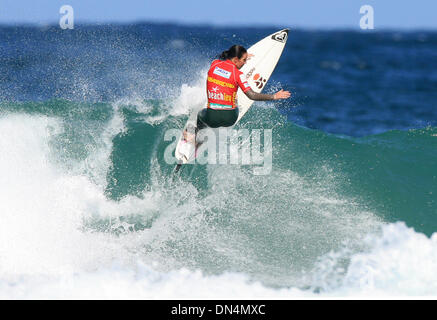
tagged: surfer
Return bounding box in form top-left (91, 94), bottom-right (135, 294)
top-left (176, 33), bottom-right (290, 170)
top-left (196, 45), bottom-right (291, 131)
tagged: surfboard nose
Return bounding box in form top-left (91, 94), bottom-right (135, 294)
top-left (271, 29), bottom-right (289, 43)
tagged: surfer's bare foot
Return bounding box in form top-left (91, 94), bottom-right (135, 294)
top-left (183, 129), bottom-right (196, 144)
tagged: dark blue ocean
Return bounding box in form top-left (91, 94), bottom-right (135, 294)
top-left (2, 23), bottom-right (436, 136)
top-left (0, 23), bottom-right (436, 298)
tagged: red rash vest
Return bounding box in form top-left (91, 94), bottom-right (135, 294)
top-left (206, 59), bottom-right (251, 110)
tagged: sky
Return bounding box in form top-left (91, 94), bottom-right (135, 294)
top-left (0, 0), bottom-right (435, 30)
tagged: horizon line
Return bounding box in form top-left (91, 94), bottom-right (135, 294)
top-left (0, 19), bottom-right (436, 32)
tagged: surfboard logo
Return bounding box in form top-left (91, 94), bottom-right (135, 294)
top-left (271, 30), bottom-right (288, 43)
top-left (245, 67), bottom-right (256, 79)
top-left (253, 73), bottom-right (266, 89)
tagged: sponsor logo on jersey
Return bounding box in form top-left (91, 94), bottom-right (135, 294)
top-left (238, 74), bottom-right (250, 89)
top-left (208, 90), bottom-right (232, 103)
top-left (213, 67), bottom-right (231, 79)
top-left (209, 103), bottom-right (233, 109)
top-left (207, 76), bottom-right (235, 89)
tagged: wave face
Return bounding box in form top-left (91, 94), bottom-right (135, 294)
top-left (0, 24), bottom-right (436, 298)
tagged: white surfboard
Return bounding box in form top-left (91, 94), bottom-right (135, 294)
top-left (174, 29), bottom-right (289, 166)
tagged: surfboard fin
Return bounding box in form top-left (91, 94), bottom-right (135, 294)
top-left (175, 163), bottom-right (182, 172)
top-left (171, 163), bottom-right (183, 182)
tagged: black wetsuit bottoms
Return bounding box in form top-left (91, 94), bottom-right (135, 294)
top-left (196, 108), bottom-right (239, 131)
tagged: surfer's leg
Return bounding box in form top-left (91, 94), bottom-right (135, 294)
top-left (197, 108), bottom-right (239, 130)
top-left (206, 108), bottom-right (239, 128)
top-left (223, 108), bottom-right (239, 127)
top-left (194, 108), bottom-right (239, 150)
top-left (196, 108), bottom-right (209, 131)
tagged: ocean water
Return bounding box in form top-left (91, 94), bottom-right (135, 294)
top-left (0, 23), bottom-right (436, 299)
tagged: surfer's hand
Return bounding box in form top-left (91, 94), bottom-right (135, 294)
top-left (273, 89), bottom-right (291, 100)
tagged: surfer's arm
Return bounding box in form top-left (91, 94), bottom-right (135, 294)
top-left (245, 89), bottom-right (291, 101)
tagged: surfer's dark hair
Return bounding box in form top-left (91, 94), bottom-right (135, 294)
top-left (218, 45), bottom-right (247, 60)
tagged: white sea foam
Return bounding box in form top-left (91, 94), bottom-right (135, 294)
top-left (312, 222), bottom-right (437, 298)
top-left (0, 222), bottom-right (436, 299)
top-left (0, 114), bottom-right (122, 277)
top-left (107, 70), bottom-right (208, 126)
top-left (0, 113), bottom-right (436, 299)
top-left (171, 69), bottom-right (208, 117)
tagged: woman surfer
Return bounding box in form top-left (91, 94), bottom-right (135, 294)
top-left (197, 45), bottom-right (290, 130)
